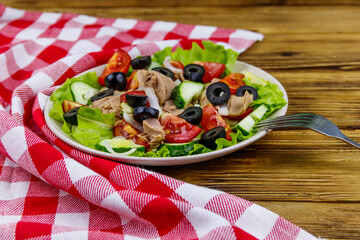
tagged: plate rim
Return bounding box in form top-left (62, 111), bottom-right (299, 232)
top-left (44, 61), bottom-right (288, 166)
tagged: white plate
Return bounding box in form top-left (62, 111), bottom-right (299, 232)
top-left (44, 61), bottom-right (288, 166)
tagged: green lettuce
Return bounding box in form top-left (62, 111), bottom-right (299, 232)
top-left (49, 72), bottom-right (101, 123)
top-left (152, 41), bottom-right (239, 76)
top-left (49, 72), bottom-right (115, 148)
top-left (244, 79), bottom-right (287, 120)
top-left (72, 107), bottom-right (115, 149)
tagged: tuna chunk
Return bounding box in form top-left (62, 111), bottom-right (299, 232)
top-left (163, 100), bottom-right (184, 115)
top-left (138, 118), bottom-right (165, 148)
top-left (227, 91), bottom-right (253, 117)
top-left (90, 95), bottom-right (122, 118)
top-left (136, 70), bottom-right (176, 105)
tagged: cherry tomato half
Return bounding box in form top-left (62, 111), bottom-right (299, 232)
top-left (160, 114), bottom-right (202, 143)
top-left (113, 119), bottom-right (149, 147)
top-left (220, 73), bottom-right (245, 95)
top-left (98, 49), bottom-right (131, 86)
top-left (194, 61), bottom-right (226, 83)
top-left (201, 104), bottom-right (232, 140)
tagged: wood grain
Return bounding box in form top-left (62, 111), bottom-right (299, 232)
top-left (2, 1), bottom-right (360, 239)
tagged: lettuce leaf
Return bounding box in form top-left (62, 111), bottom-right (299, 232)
top-left (72, 107), bottom-right (115, 149)
top-left (244, 79), bottom-right (287, 120)
top-left (152, 41), bottom-right (239, 76)
top-left (48, 72), bottom-right (114, 148)
top-left (49, 72), bottom-right (101, 123)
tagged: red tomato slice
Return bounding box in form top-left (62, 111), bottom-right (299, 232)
top-left (62, 100), bottom-right (85, 113)
top-left (160, 114), bottom-right (202, 143)
top-left (169, 60), bottom-right (184, 70)
top-left (113, 119), bottom-right (149, 147)
top-left (98, 49), bottom-right (131, 85)
top-left (220, 73), bottom-right (246, 94)
top-left (201, 104), bottom-right (232, 140)
top-left (194, 61), bottom-right (226, 83)
top-left (125, 70), bottom-right (138, 90)
top-left (120, 90), bottom-right (150, 107)
top-left (223, 107), bottom-right (254, 121)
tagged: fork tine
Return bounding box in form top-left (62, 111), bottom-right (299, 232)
top-left (259, 113), bottom-right (315, 124)
top-left (254, 122), bottom-right (310, 131)
top-left (255, 118), bottom-right (311, 127)
top-left (254, 113), bottom-right (316, 130)
top-left (256, 116), bottom-right (313, 127)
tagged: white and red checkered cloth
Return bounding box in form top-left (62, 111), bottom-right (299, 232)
top-left (0, 5), bottom-right (318, 239)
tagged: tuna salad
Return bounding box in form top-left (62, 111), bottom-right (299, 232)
top-left (49, 41), bottom-right (287, 157)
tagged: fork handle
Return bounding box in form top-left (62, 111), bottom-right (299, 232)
top-left (337, 135), bottom-right (360, 149)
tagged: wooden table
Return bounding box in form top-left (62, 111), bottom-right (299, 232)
top-left (3, 1), bottom-right (360, 239)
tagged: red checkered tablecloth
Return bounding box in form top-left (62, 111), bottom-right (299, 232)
top-left (0, 5), bottom-right (318, 239)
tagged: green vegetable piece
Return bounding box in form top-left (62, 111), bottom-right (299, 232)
top-left (172, 81), bottom-right (204, 109)
top-left (249, 104), bottom-right (268, 121)
top-left (160, 142), bottom-right (197, 157)
top-left (241, 70), bottom-right (267, 87)
top-left (96, 137), bottom-right (145, 153)
top-left (71, 82), bottom-right (98, 105)
top-left (71, 107), bottom-right (115, 149)
top-left (236, 115), bottom-right (255, 133)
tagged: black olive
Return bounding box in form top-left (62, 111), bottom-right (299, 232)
top-left (130, 56), bottom-right (152, 70)
top-left (178, 107), bottom-right (203, 126)
top-left (125, 94), bottom-right (148, 108)
top-left (90, 89), bottom-right (114, 102)
top-left (133, 106), bottom-right (159, 123)
top-left (206, 82), bottom-right (231, 105)
top-left (152, 67), bottom-right (174, 79)
top-left (105, 72), bottom-right (127, 91)
top-left (236, 85), bottom-right (258, 100)
top-left (183, 64), bottom-right (205, 82)
top-left (200, 126), bottom-right (226, 149)
top-left (63, 107), bottom-right (80, 126)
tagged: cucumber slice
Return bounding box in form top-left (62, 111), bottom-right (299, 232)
top-left (250, 104), bottom-right (268, 121)
top-left (161, 141), bottom-right (197, 156)
top-left (71, 82), bottom-right (98, 105)
top-left (234, 105), bottom-right (268, 133)
top-left (172, 81), bottom-right (205, 109)
top-left (148, 61), bottom-right (162, 70)
top-left (96, 137), bottom-right (145, 153)
top-left (236, 115), bottom-right (255, 133)
top-left (241, 70), bottom-right (267, 87)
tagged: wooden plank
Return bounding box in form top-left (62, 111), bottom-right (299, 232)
top-left (3, 0), bottom-right (360, 8)
top-left (151, 132), bottom-right (360, 202)
top-left (257, 201), bottom-right (360, 240)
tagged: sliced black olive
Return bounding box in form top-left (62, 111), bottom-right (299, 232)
top-left (90, 89), bottom-right (114, 102)
top-left (133, 106), bottom-right (159, 123)
top-left (152, 67), bottom-right (174, 79)
top-left (199, 126), bottom-right (226, 149)
top-left (206, 82), bottom-right (231, 105)
top-left (236, 85), bottom-right (258, 100)
top-left (126, 94), bottom-right (148, 108)
top-left (183, 64), bottom-right (205, 82)
top-left (130, 56), bottom-right (152, 70)
top-left (63, 107), bottom-right (80, 126)
top-left (178, 107), bottom-right (203, 126)
top-left (105, 72), bottom-right (127, 91)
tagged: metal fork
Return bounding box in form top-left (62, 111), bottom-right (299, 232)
top-left (254, 113), bottom-right (360, 149)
